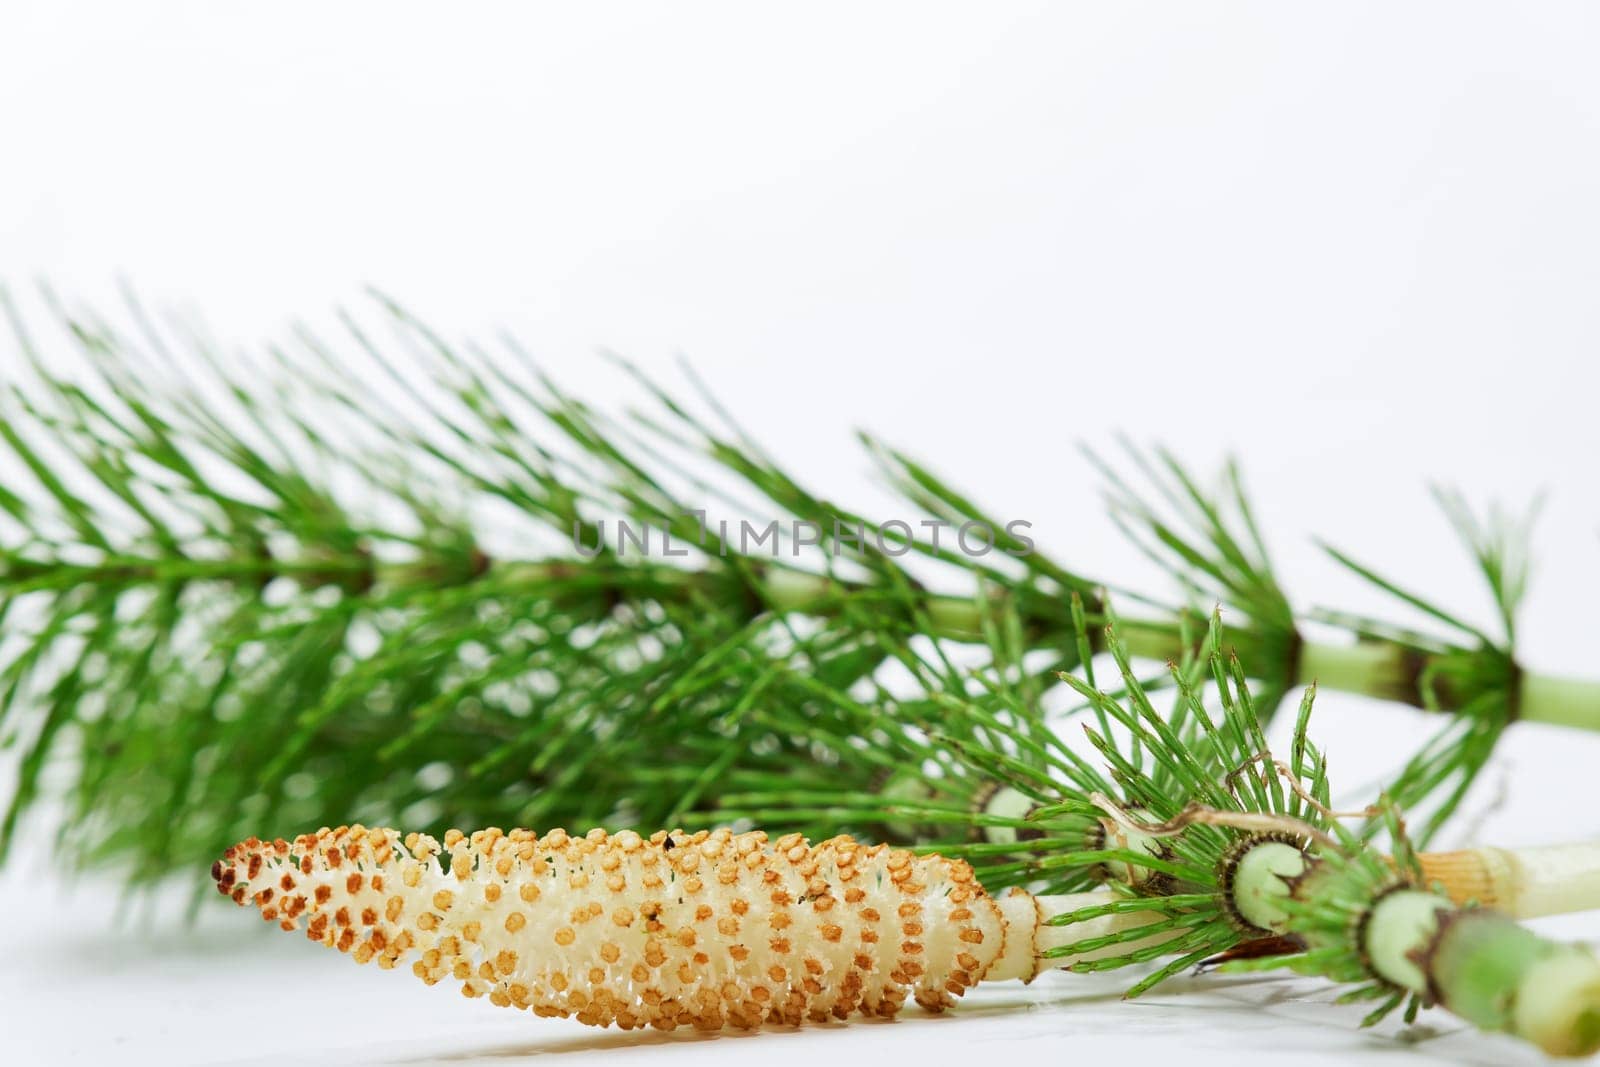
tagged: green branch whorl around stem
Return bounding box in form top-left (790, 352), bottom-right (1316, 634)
top-left (2, 291), bottom-right (1595, 887)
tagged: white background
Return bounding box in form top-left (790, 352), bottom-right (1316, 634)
top-left (3, 3), bottom-right (1600, 1065)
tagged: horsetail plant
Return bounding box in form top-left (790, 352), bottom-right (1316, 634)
top-left (4, 290), bottom-right (1600, 888)
top-left (211, 615), bottom-right (1600, 1056)
top-left (692, 603), bottom-right (1600, 916)
top-left (1091, 446), bottom-right (1564, 844)
top-left (985, 614), bottom-right (1600, 1057)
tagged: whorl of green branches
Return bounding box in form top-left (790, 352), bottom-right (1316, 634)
top-left (0, 288), bottom-right (1563, 889)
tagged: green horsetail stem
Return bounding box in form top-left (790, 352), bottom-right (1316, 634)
top-left (380, 560), bottom-right (1600, 731)
top-left (1223, 835), bottom-right (1600, 1058)
top-left (1517, 673), bottom-right (1600, 731)
top-left (1365, 892), bottom-right (1600, 1058)
top-left (378, 561), bottom-right (1600, 733)
top-left (35, 548), bottom-right (1594, 730)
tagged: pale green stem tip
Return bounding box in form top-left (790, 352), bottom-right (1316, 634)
top-left (1231, 841), bottom-right (1307, 932)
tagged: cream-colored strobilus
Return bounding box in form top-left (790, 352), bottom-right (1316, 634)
top-left (213, 823), bottom-right (1158, 1030)
top-left (215, 820), bottom-right (1600, 1034)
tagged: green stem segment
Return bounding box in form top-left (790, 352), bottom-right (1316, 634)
top-left (1364, 892), bottom-right (1600, 1058)
top-left (508, 564), bottom-right (1600, 731)
top-left (1517, 672), bottom-right (1600, 731)
top-left (1231, 840), bottom-right (1306, 931)
top-left (1228, 838), bottom-right (1600, 1058)
top-left (15, 550), bottom-right (1600, 731)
